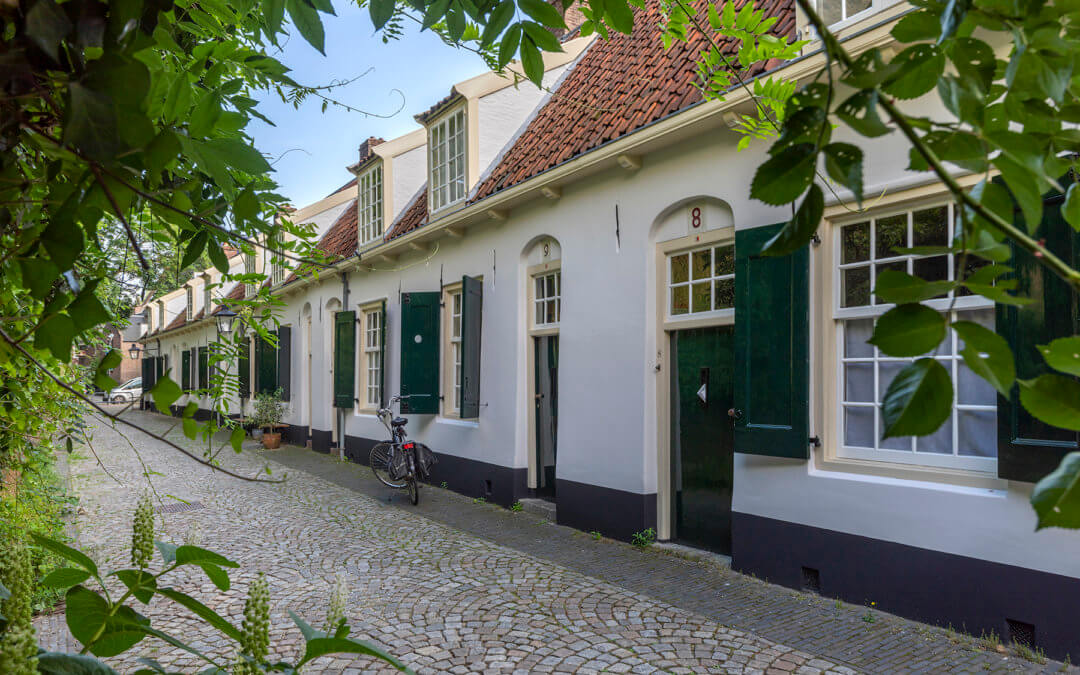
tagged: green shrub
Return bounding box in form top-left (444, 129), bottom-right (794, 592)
top-left (630, 528), bottom-right (655, 549)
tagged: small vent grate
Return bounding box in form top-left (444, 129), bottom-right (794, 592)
top-left (1006, 619), bottom-right (1036, 648)
top-left (156, 501), bottom-right (205, 514)
top-left (484, 479), bottom-right (493, 496)
top-left (801, 566), bottom-right (821, 594)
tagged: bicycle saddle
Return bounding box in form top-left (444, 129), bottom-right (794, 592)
top-left (391, 417), bottom-right (408, 427)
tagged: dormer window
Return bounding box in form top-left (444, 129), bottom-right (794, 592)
top-left (818, 0), bottom-right (871, 26)
top-left (185, 287), bottom-right (193, 322)
top-left (157, 303), bottom-right (164, 328)
top-left (204, 282), bottom-right (212, 315)
top-left (358, 163), bottom-right (383, 246)
top-left (268, 233), bottom-right (285, 286)
top-left (244, 254), bottom-right (256, 298)
top-left (429, 107), bottom-right (466, 212)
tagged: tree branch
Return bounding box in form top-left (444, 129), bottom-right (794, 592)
top-left (0, 328), bottom-right (282, 484)
top-left (795, 0), bottom-right (1080, 290)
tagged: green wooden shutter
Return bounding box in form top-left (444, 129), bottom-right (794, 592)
top-left (334, 311), bottom-right (356, 408)
top-left (141, 358), bottom-right (152, 391)
top-left (997, 190), bottom-right (1080, 481)
top-left (733, 222), bottom-right (810, 459)
top-left (379, 300), bottom-right (387, 408)
top-left (460, 276), bottom-right (483, 418)
top-left (181, 350), bottom-right (191, 391)
top-left (277, 326), bottom-right (292, 401)
top-left (400, 291), bottom-right (440, 414)
top-left (197, 347), bottom-right (208, 390)
top-left (256, 333), bottom-right (277, 395)
top-left (238, 338), bottom-right (250, 399)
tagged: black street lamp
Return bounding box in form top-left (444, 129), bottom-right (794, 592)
top-left (216, 309), bottom-right (238, 336)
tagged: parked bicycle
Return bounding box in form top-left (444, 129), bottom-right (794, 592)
top-left (369, 394), bottom-right (437, 505)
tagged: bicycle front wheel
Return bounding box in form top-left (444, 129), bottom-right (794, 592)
top-left (370, 442), bottom-right (408, 489)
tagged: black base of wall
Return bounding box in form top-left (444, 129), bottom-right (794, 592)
top-left (311, 429), bottom-right (332, 453)
top-left (556, 479), bottom-right (657, 542)
top-left (732, 512), bottom-right (1080, 660)
top-left (284, 425), bottom-right (308, 445)
top-left (339, 435), bottom-right (527, 508)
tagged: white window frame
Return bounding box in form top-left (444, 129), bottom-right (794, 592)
top-left (813, 0), bottom-right (876, 30)
top-left (204, 283), bottom-right (212, 316)
top-left (428, 107), bottom-right (467, 213)
top-left (533, 271), bottom-right (561, 329)
top-left (665, 241), bottom-right (735, 322)
top-left (358, 163), bottom-right (383, 247)
top-left (269, 234), bottom-right (285, 287)
top-left (441, 284), bottom-right (464, 417)
top-left (185, 287), bottom-right (193, 322)
top-left (244, 254), bottom-right (256, 298)
top-left (831, 201), bottom-right (997, 474)
top-left (358, 304), bottom-right (383, 411)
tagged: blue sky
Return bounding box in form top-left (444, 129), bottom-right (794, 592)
top-left (249, 3), bottom-right (489, 207)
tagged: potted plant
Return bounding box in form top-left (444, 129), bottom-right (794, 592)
top-left (251, 388), bottom-right (287, 449)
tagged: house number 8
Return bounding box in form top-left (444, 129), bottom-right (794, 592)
top-left (690, 207), bottom-right (702, 229)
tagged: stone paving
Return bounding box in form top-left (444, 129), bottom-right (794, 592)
top-left (40, 411), bottom-right (850, 674)
top-left (34, 409), bottom-right (1074, 673)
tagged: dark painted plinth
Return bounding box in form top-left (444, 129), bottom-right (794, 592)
top-left (731, 512), bottom-right (1080, 660)
top-left (556, 479), bottom-right (657, 542)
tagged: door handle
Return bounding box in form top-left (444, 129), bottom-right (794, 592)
top-left (727, 408), bottom-right (742, 420)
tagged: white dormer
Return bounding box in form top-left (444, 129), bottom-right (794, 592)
top-left (202, 272), bottom-right (213, 316)
top-left (357, 161), bottom-right (384, 247)
top-left (185, 285), bottom-right (194, 322)
top-left (427, 103), bottom-right (468, 213)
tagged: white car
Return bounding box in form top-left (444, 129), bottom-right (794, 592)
top-left (106, 377), bottom-right (142, 403)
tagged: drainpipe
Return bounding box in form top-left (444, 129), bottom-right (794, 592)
top-left (338, 269), bottom-right (350, 456)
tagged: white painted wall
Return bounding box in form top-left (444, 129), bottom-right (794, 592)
top-left (476, 64), bottom-right (571, 185)
top-left (392, 145), bottom-right (427, 219)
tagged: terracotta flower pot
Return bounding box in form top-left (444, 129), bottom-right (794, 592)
top-left (261, 432), bottom-right (281, 449)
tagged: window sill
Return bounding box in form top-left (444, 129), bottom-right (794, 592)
top-left (529, 325), bottom-right (560, 337)
top-left (353, 408), bottom-right (379, 417)
top-left (663, 309), bottom-right (734, 331)
top-left (813, 448), bottom-right (1007, 491)
top-left (437, 416), bottom-right (479, 428)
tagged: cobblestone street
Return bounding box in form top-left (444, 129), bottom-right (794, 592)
top-left (35, 410), bottom-right (1073, 673)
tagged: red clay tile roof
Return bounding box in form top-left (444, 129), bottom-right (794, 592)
top-left (472, 0), bottom-right (794, 201)
top-left (282, 199), bottom-right (358, 285)
top-left (212, 281), bottom-right (247, 313)
top-left (165, 312), bottom-right (186, 331)
top-left (385, 186), bottom-right (428, 241)
top-left (222, 244), bottom-right (241, 259)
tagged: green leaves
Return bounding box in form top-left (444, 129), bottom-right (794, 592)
top-left (822, 143), bottom-right (863, 203)
top-left (873, 270), bottom-right (954, 304)
top-left (836, 90), bottom-right (891, 138)
top-left (25, 0), bottom-right (73, 62)
top-left (1031, 452), bottom-right (1080, 530)
top-left (369, 0), bottom-right (396, 30)
top-left (481, 2), bottom-right (515, 48)
top-left (31, 533), bottom-right (100, 578)
top-left (868, 304), bottom-right (946, 357)
top-left (761, 183), bottom-right (823, 257)
top-left (114, 569), bottom-right (158, 604)
top-left (520, 0), bottom-right (566, 28)
top-left (147, 375), bottom-right (182, 414)
top-left (94, 349), bottom-right (123, 392)
top-left (65, 83), bottom-right (121, 160)
top-left (287, 0), bottom-right (328, 54)
top-left (39, 567), bottom-right (92, 589)
top-left (1038, 336), bottom-right (1080, 377)
top-left (883, 44), bottom-right (945, 100)
top-left (881, 358), bottom-right (953, 438)
top-left (1018, 375), bottom-right (1080, 431)
top-left (174, 545), bottom-right (240, 568)
top-left (65, 585), bottom-right (148, 657)
top-left (953, 320), bottom-right (1015, 395)
top-left (156, 588), bottom-right (243, 642)
top-left (1063, 183), bottom-right (1080, 232)
top-left (750, 144), bottom-right (816, 205)
top-left (519, 34), bottom-right (544, 84)
top-left (36, 651), bottom-right (120, 675)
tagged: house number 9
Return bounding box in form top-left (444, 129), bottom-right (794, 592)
top-left (690, 207), bottom-right (702, 229)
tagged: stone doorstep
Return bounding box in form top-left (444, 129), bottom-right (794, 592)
top-left (651, 542), bottom-right (732, 568)
top-left (516, 498), bottom-right (556, 521)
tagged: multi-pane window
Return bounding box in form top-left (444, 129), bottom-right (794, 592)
top-left (449, 290), bottom-right (463, 413)
top-left (430, 108), bottom-right (466, 211)
top-left (363, 309), bottom-right (382, 407)
top-left (244, 255), bottom-right (256, 298)
top-left (819, 0), bottom-right (871, 25)
top-left (204, 284), bottom-right (212, 316)
top-left (158, 303), bottom-right (164, 328)
top-left (185, 287), bottom-right (193, 322)
top-left (269, 234), bottom-right (285, 286)
top-left (534, 271), bottom-right (561, 327)
top-left (358, 165), bottom-right (383, 245)
top-left (835, 203), bottom-right (996, 470)
top-left (668, 243), bottom-right (734, 317)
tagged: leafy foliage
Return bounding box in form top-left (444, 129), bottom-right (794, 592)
top-left (0, 500), bottom-right (411, 672)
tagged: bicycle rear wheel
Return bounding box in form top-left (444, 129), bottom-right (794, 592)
top-left (370, 442), bottom-right (407, 488)
top-left (407, 455), bottom-right (419, 505)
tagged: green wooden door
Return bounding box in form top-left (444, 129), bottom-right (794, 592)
top-left (333, 312), bottom-right (355, 408)
top-left (400, 292), bottom-right (440, 414)
top-left (534, 335), bottom-right (558, 498)
top-left (672, 325), bottom-right (735, 555)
